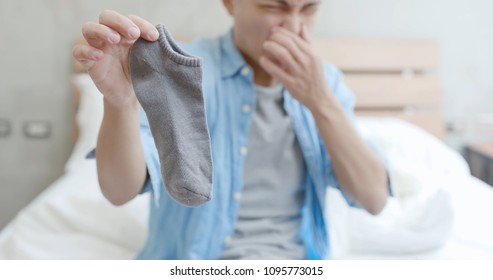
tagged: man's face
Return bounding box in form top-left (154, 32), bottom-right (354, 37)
top-left (224, 0), bottom-right (321, 67)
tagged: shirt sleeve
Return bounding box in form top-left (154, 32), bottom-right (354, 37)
top-left (138, 107), bottom-right (164, 200)
top-left (86, 148), bottom-right (96, 159)
top-left (321, 63), bottom-right (394, 208)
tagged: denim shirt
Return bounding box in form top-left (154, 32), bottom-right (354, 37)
top-left (88, 28), bottom-right (392, 260)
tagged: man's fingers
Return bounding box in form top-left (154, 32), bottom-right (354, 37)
top-left (127, 14), bottom-right (159, 41)
top-left (72, 43), bottom-right (104, 62)
top-left (300, 24), bottom-right (312, 43)
top-left (99, 9), bottom-right (140, 40)
top-left (85, 11), bottom-right (157, 46)
top-left (72, 44), bottom-right (104, 70)
top-left (268, 31), bottom-right (307, 65)
top-left (262, 40), bottom-right (298, 73)
top-left (259, 56), bottom-right (294, 86)
top-left (273, 27), bottom-right (311, 55)
top-left (82, 21), bottom-right (121, 46)
top-left (85, 37), bottom-right (106, 49)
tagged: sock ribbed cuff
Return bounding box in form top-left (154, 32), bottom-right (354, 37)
top-left (156, 24), bottom-right (202, 67)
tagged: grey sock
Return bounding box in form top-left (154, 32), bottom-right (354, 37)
top-left (129, 24), bottom-right (213, 207)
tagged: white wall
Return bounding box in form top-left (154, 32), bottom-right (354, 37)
top-left (316, 0), bottom-right (493, 148)
top-left (0, 0), bottom-right (491, 227)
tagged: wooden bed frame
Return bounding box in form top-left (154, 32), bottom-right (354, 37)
top-left (73, 37), bottom-right (445, 141)
top-left (314, 39), bottom-right (444, 139)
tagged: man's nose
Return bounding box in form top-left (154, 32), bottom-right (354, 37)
top-left (280, 14), bottom-right (302, 35)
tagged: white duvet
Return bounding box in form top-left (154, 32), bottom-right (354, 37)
top-left (328, 118), bottom-right (493, 259)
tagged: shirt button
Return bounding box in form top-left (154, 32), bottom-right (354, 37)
top-left (242, 104), bottom-right (251, 113)
top-left (240, 147), bottom-right (248, 156)
top-left (233, 192), bottom-right (242, 201)
top-left (241, 66), bottom-right (250, 76)
top-left (224, 236), bottom-right (232, 245)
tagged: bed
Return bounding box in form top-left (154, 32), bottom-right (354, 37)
top-left (0, 37), bottom-right (492, 260)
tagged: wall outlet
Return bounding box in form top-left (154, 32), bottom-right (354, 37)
top-left (23, 120), bottom-right (51, 139)
top-left (0, 119), bottom-right (12, 137)
top-left (446, 120), bottom-right (467, 134)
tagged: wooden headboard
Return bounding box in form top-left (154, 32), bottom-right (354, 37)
top-left (73, 37), bottom-right (445, 141)
top-left (313, 39), bottom-right (444, 138)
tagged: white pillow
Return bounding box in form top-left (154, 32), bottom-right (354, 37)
top-left (65, 74), bottom-right (104, 172)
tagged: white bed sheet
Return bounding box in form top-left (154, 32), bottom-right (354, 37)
top-left (0, 161), bottom-right (149, 260)
top-left (0, 160), bottom-right (492, 259)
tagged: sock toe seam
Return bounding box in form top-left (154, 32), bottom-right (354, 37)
top-left (169, 186), bottom-right (211, 200)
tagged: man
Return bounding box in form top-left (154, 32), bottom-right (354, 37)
top-left (73, 0), bottom-right (392, 260)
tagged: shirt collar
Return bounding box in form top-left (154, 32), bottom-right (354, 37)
top-left (219, 28), bottom-right (248, 78)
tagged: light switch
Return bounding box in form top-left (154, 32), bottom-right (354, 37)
top-left (0, 119), bottom-right (11, 137)
top-left (23, 120), bottom-right (51, 139)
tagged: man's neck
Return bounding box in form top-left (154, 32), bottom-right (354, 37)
top-left (245, 56), bottom-right (279, 87)
top-left (232, 38), bottom-right (279, 87)
top-left (254, 67), bottom-right (278, 87)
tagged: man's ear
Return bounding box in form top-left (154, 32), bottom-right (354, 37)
top-left (222, 0), bottom-right (234, 16)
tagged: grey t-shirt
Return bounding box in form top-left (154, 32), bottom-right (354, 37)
top-left (219, 83), bottom-right (307, 260)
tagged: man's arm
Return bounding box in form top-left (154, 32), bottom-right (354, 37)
top-left (95, 99), bottom-right (148, 206)
top-left (311, 93), bottom-right (389, 215)
top-left (73, 10), bottom-right (159, 206)
top-left (259, 25), bottom-right (389, 215)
